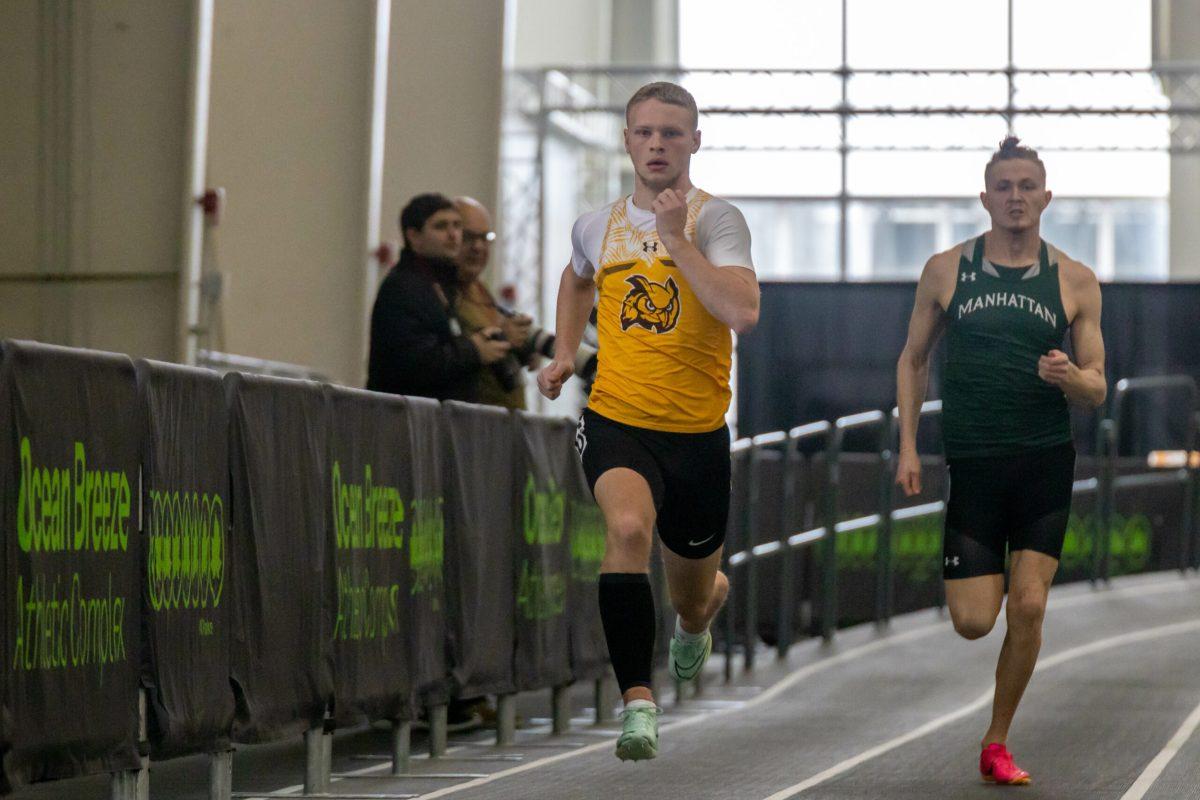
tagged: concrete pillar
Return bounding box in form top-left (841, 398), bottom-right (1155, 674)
top-left (205, 0), bottom-right (374, 384)
top-left (0, 0), bottom-right (188, 359)
top-left (1156, 0), bottom-right (1200, 279)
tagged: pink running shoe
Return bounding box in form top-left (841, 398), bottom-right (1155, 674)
top-left (980, 743), bottom-right (1031, 785)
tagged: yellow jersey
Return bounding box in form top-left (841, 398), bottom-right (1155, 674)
top-left (569, 189), bottom-right (754, 433)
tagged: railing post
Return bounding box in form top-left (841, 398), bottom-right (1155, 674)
top-left (111, 690), bottom-right (149, 800)
top-left (391, 719), bottom-right (411, 775)
top-left (496, 693), bottom-right (517, 746)
top-left (1092, 418), bottom-right (1113, 586)
top-left (724, 439), bottom-right (751, 681)
top-left (777, 434), bottom-right (800, 657)
top-left (1182, 410), bottom-right (1200, 572)
top-left (1101, 419), bottom-right (1118, 584)
top-left (744, 431), bottom-right (787, 670)
top-left (593, 677), bottom-right (615, 724)
top-left (552, 685), bottom-right (572, 734)
top-left (303, 723), bottom-right (328, 795)
top-left (209, 750), bottom-right (233, 800)
top-left (876, 421), bottom-right (896, 626)
top-left (428, 703), bottom-right (448, 757)
top-left (821, 429), bottom-right (843, 641)
top-left (744, 438), bottom-right (762, 670)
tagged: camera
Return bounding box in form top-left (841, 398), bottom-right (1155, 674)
top-left (484, 327), bottom-right (521, 392)
top-left (498, 305), bottom-right (556, 359)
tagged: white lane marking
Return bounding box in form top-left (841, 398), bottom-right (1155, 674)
top-left (413, 625), bottom-right (952, 799)
top-left (238, 745), bottom-right (475, 798)
top-left (1050, 578), bottom-right (1192, 609)
top-left (249, 574), bottom-right (1194, 799)
top-left (412, 576), bottom-right (1196, 799)
top-left (1119, 695), bottom-right (1200, 800)
top-left (760, 618), bottom-right (1200, 799)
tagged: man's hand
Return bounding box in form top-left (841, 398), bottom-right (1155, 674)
top-left (652, 188), bottom-right (688, 247)
top-left (470, 327), bottom-right (511, 365)
top-left (501, 313), bottom-right (532, 349)
top-left (896, 448), bottom-right (922, 497)
top-left (1038, 349), bottom-right (1073, 387)
top-left (537, 359), bottom-right (574, 400)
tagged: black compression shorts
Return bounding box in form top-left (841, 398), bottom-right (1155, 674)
top-left (943, 441), bottom-right (1076, 580)
top-left (575, 408), bottom-right (730, 560)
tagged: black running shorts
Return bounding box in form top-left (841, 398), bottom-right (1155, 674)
top-left (943, 441), bottom-right (1076, 580)
top-left (575, 408), bottom-right (730, 560)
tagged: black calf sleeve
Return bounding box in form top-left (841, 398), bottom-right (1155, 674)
top-left (598, 572), bottom-right (657, 695)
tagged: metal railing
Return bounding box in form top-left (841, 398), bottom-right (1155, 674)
top-left (1094, 375), bottom-right (1200, 583)
top-left (196, 349), bottom-right (329, 382)
top-left (721, 376), bottom-right (1200, 676)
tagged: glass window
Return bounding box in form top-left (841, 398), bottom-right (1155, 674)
top-left (1012, 0), bottom-right (1152, 69)
top-left (847, 0), bottom-right (1008, 69)
top-left (679, 0), bottom-right (842, 69)
top-left (734, 200), bottom-right (840, 280)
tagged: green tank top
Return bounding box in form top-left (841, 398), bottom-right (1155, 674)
top-left (942, 235), bottom-right (1072, 458)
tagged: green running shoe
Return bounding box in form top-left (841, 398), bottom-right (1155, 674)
top-left (669, 628), bottom-right (713, 682)
top-left (615, 701), bottom-right (660, 762)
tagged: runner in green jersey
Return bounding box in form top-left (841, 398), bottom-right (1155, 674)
top-left (895, 137), bottom-right (1107, 786)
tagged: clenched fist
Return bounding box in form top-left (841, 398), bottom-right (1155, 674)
top-left (1037, 349), bottom-right (1073, 386)
top-left (537, 359), bottom-right (574, 400)
top-left (652, 188), bottom-right (687, 246)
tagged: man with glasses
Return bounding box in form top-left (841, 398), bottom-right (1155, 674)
top-left (454, 196), bottom-right (597, 410)
top-left (452, 196), bottom-right (532, 409)
top-left (367, 192), bottom-right (509, 401)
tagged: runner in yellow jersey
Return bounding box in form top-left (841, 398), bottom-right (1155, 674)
top-left (537, 82), bottom-right (759, 762)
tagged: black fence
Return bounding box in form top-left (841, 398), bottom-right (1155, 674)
top-left (719, 381), bottom-right (1200, 674)
top-left (2, 338), bottom-right (1197, 798)
top-left (0, 340), bottom-right (608, 797)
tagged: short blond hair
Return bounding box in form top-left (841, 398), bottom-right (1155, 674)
top-left (984, 136), bottom-right (1046, 185)
top-left (625, 82), bottom-right (698, 129)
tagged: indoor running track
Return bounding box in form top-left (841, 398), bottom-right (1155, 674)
top-left (13, 571), bottom-right (1200, 800)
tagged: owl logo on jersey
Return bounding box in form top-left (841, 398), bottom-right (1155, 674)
top-left (620, 275), bottom-right (681, 334)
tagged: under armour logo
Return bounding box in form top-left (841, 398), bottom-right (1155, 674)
top-left (945, 556), bottom-right (961, 567)
top-left (961, 272), bottom-right (976, 282)
top-left (643, 241), bottom-right (658, 253)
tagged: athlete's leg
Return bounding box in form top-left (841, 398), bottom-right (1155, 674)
top-left (984, 441), bottom-right (1073, 745)
top-left (660, 545), bottom-right (730, 635)
top-left (944, 574), bottom-right (1004, 640)
top-left (983, 548), bottom-right (1058, 746)
top-left (597, 467), bottom-right (656, 573)
top-left (594, 468), bottom-right (658, 705)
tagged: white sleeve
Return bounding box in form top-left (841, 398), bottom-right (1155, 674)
top-left (698, 202), bottom-right (754, 271)
top-left (570, 215), bottom-right (596, 278)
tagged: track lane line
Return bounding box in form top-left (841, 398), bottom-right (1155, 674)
top-left (759, 618), bottom-right (1200, 799)
top-left (1118, 695), bottom-right (1200, 800)
top-left (248, 573), bottom-right (1195, 799)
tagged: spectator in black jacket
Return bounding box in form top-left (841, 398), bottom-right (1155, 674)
top-left (367, 193), bottom-right (509, 400)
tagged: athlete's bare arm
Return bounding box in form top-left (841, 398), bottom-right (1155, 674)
top-left (895, 248), bottom-right (957, 496)
top-left (652, 189), bottom-right (759, 334)
top-left (1039, 257), bottom-right (1106, 407)
top-left (537, 262), bottom-right (595, 399)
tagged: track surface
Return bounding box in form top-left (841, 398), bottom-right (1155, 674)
top-left (10, 572), bottom-right (1200, 800)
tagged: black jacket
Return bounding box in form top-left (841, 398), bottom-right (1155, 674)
top-left (366, 249), bottom-right (481, 401)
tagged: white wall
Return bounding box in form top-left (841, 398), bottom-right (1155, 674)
top-left (381, 0), bottom-right (506, 249)
top-left (0, 0), bottom-right (188, 358)
top-left (0, 0), bottom-right (511, 385)
top-left (205, 0), bottom-right (373, 384)
top-left (511, 0), bottom-right (612, 68)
